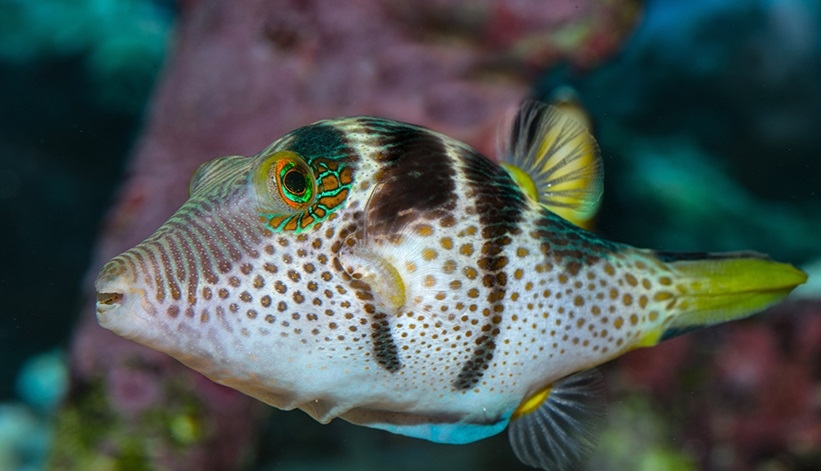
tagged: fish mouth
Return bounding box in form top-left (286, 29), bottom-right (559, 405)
top-left (96, 290), bottom-right (124, 315)
top-left (93, 258), bottom-right (163, 344)
top-left (94, 259), bottom-right (129, 318)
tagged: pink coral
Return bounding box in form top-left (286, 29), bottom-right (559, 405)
top-left (607, 301), bottom-right (820, 470)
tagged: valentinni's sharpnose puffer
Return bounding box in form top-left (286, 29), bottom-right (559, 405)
top-left (95, 101), bottom-right (807, 470)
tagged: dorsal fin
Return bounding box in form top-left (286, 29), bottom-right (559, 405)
top-left (499, 100), bottom-right (603, 229)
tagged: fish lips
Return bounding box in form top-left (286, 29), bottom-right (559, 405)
top-left (94, 261), bottom-right (157, 341)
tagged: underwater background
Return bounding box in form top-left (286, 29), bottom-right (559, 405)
top-left (0, 0), bottom-right (818, 470)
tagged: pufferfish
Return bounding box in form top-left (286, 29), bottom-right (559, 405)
top-left (95, 101), bottom-right (807, 470)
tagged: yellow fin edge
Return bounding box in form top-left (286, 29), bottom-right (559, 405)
top-left (501, 163), bottom-right (539, 202)
top-left (511, 385), bottom-right (552, 420)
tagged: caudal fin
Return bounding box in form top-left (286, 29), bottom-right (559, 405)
top-left (655, 251), bottom-right (808, 341)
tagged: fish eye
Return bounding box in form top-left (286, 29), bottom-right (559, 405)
top-left (259, 150), bottom-right (315, 210)
top-left (280, 163), bottom-right (309, 198)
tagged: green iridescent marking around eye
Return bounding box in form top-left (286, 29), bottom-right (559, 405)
top-left (262, 154), bottom-right (356, 233)
top-left (278, 160), bottom-right (313, 206)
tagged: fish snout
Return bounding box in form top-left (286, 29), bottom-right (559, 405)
top-left (94, 258), bottom-right (140, 325)
top-left (94, 255), bottom-right (164, 343)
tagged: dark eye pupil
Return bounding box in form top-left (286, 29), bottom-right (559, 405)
top-left (283, 168), bottom-right (306, 195)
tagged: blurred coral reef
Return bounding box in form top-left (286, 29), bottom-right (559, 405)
top-left (0, 0), bottom-right (817, 470)
top-left (607, 302), bottom-right (821, 470)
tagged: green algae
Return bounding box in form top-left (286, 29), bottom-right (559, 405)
top-left (46, 373), bottom-right (208, 471)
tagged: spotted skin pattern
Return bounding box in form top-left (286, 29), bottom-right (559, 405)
top-left (95, 116), bottom-right (740, 444)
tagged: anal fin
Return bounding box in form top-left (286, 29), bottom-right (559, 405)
top-left (508, 368), bottom-right (607, 471)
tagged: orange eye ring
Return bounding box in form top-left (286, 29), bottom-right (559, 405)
top-left (260, 150), bottom-right (315, 210)
top-left (275, 159), bottom-right (312, 209)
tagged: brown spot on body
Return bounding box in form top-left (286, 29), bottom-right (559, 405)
top-left (253, 275), bottom-right (265, 289)
top-left (416, 225), bottom-right (434, 237)
top-left (423, 275), bottom-right (436, 287)
top-left (654, 291), bottom-right (674, 301)
top-left (217, 260), bottom-right (232, 274)
top-left (440, 237), bottom-right (453, 250)
top-left (622, 294), bottom-right (633, 306)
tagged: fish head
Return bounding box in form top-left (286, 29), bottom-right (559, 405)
top-left (94, 121), bottom-right (369, 375)
top-left (92, 112), bottom-right (498, 401)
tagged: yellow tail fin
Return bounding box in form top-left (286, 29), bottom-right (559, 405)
top-left (657, 251), bottom-right (807, 341)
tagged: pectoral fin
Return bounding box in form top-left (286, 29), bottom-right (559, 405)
top-left (337, 246), bottom-right (406, 312)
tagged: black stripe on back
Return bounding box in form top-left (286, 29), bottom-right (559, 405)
top-left (364, 122), bottom-right (457, 234)
top-left (454, 147), bottom-right (528, 390)
top-left (531, 209), bottom-right (614, 277)
top-left (289, 122), bottom-right (357, 165)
